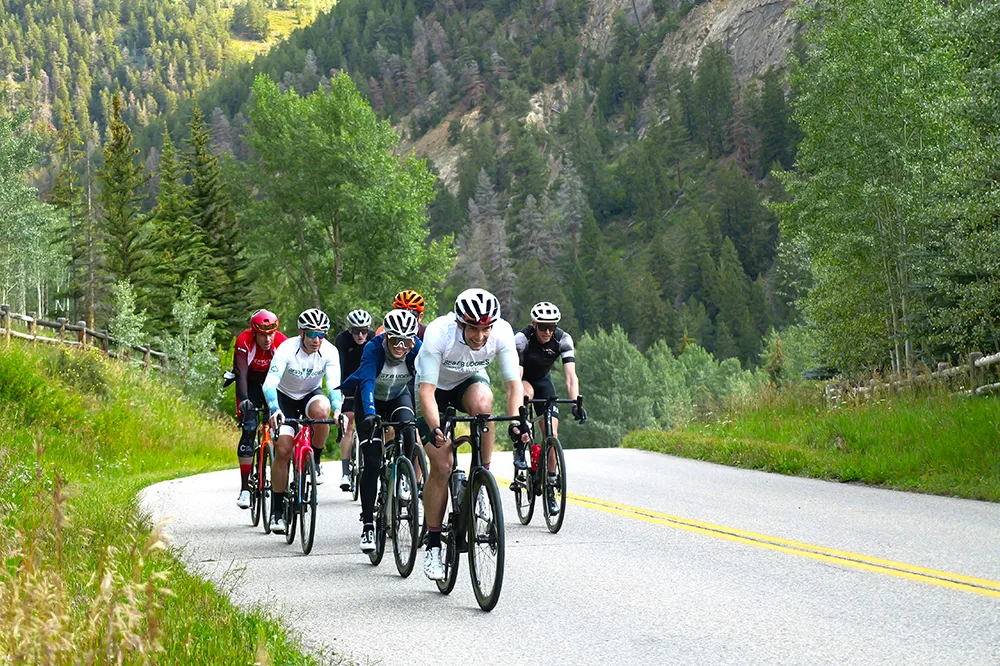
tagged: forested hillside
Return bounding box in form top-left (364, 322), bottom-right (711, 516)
top-left (1, 0), bottom-right (999, 396)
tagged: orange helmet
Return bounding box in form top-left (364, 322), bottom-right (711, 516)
top-left (393, 289), bottom-right (426, 314)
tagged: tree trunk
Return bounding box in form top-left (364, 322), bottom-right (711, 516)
top-left (296, 222), bottom-right (321, 307)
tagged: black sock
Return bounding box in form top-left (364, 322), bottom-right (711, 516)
top-left (363, 522), bottom-right (374, 531)
top-left (427, 528), bottom-right (441, 549)
top-left (342, 459), bottom-right (350, 476)
top-left (314, 447), bottom-right (323, 464)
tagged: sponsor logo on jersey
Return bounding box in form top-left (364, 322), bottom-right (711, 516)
top-left (443, 359), bottom-right (492, 371)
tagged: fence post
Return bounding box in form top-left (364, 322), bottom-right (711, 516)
top-left (27, 311), bottom-right (36, 349)
top-left (1, 305), bottom-right (9, 346)
top-left (77, 321), bottom-right (86, 347)
top-left (57, 317), bottom-right (66, 344)
top-left (970, 352), bottom-right (985, 392)
top-left (143, 345), bottom-right (151, 369)
top-left (99, 329), bottom-right (109, 355)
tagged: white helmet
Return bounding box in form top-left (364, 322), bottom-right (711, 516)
top-left (382, 309), bottom-right (419, 338)
top-left (454, 288), bottom-right (501, 327)
top-left (346, 309), bottom-right (372, 328)
top-left (531, 301), bottom-right (561, 324)
top-left (297, 308), bottom-right (330, 332)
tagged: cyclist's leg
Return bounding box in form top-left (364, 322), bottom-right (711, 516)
top-left (358, 406), bottom-right (383, 526)
top-left (423, 386), bottom-right (458, 546)
top-left (271, 391), bottom-right (303, 518)
top-left (237, 383), bottom-right (264, 493)
top-left (459, 376), bottom-right (494, 466)
top-left (389, 392), bottom-right (417, 460)
top-left (305, 391), bottom-right (331, 466)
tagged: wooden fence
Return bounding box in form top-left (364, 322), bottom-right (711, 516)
top-left (825, 351), bottom-right (1000, 407)
top-left (0, 304), bottom-right (169, 371)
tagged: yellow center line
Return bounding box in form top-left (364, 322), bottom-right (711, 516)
top-left (496, 476), bottom-right (1000, 598)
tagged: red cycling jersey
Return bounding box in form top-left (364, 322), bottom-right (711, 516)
top-left (234, 328), bottom-right (288, 410)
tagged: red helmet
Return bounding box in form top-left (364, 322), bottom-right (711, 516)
top-left (250, 309), bottom-right (279, 333)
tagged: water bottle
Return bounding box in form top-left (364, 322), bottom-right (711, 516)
top-left (530, 443), bottom-right (541, 472)
top-left (452, 470), bottom-right (468, 507)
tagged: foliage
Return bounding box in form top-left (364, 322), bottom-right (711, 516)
top-left (0, 344), bottom-right (321, 664)
top-left (108, 279), bottom-right (149, 350)
top-left (156, 276), bottom-right (220, 405)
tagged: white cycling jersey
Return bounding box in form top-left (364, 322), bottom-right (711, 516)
top-left (415, 315), bottom-right (520, 390)
top-left (263, 336), bottom-right (342, 411)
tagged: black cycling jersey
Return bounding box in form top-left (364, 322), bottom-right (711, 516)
top-left (514, 325), bottom-right (576, 382)
top-left (334, 328), bottom-right (369, 379)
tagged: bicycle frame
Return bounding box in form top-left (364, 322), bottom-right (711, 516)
top-left (283, 417), bottom-right (343, 500)
top-left (523, 394), bottom-right (584, 477)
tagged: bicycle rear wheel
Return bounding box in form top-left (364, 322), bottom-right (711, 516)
top-left (436, 495), bottom-right (460, 594)
top-left (300, 452), bottom-right (318, 554)
top-left (543, 438), bottom-right (567, 534)
top-left (391, 457), bottom-right (418, 577)
top-left (250, 443), bottom-right (262, 527)
top-left (351, 431), bottom-right (362, 502)
top-left (369, 470), bottom-right (387, 565)
top-left (262, 444), bottom-right (273, 531)
top-left (468, 469), bottom-right (505, 611)
top-left (513, 468), bottom-right (535, 525)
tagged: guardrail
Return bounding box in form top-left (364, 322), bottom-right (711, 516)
top-left (825, 351), bottom-right (1000, 407)
top-left (0, 304), bottom-right (169, 371)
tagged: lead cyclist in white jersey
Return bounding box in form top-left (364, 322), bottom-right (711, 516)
top-left (263, 308), bottom-right (343, 534)
top-left (415, 288), bottom-right (532, 581)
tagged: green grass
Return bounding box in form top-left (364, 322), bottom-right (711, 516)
top-left (624, 383), bottom-right (1000, 501)
top-left (0, 344), bottom-right (330, 664)
top-left (226, 0), bottom-right (337, 61)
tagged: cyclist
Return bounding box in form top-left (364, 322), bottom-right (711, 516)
top-left (374, 289), bottom-right (428, 340)
top-left (233, 309), bottom-right (288, 510)
top-left (514, 301), bottom-right (587, 515)
top-left (334, 309), bottom-right (372, 491)
top-left (263, 308), bottom-right (342, 533)
top-left (340, 309), bottom-right (422, 553)
top-left (415, 288), bottom-right (531, 581)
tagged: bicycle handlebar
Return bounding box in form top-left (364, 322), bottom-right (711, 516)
top-left (523, 394), bottom-right (584, 409)
top-left (282, 417), bottom-right (344, 443)
top-left (439, 405), bottom-right (530, 448)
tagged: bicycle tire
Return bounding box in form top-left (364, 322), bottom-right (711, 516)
top-left (250, 443), bottom-right (262, 527)
top-left (513, 468), bottom-right (535, 525)
top-left (351, 431), bottom-right (362, 502)
top-left (410, 442), bottom-right (428, 539)
top-left (436, 495), bottom-right (460, 595)
top-left (369, 468), bottom-right (387, 566)
top-left (391, 457), bottom-right (418, 577)
top-left (543, 437), bottom-right (567, 534)
top-left (262, 444), bottom-right (274, 534)
top-left (300, 452), bottom-right (318, 554)
top-left (285, 461), bottom-right (297, 545)
top-left (468, 469), bottom-right (505, 611)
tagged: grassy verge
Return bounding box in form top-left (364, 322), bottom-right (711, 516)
top-left (0, 344), bottom-right (329, 664)
top-left (624, 383), bottom-right (1000, 502)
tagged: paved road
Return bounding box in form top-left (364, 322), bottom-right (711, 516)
top-left (140, 448), bottom-right (1000, 665)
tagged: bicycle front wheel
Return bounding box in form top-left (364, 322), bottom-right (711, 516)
top-left (391, 457), bottom-right (418, 577)
top-left (285, 461), bottom-right (297, 545)
top-left (543, 438), bottom-right (567, 534)
top-left (513, 467), bottom-right (535, 525)
top-left (300, 452), bottom-right (318, 554)
top-left (468, 469), bottom-right (505, 611)
top-left (351, 431), bottom-right (362, 502)
top-left (369, 470), bottom-right (387, 566)
top-left (250, 443), bottom-right (262, 527)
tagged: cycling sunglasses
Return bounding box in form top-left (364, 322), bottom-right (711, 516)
top-left (388, 336), bottom-right (414, 349)
top-left (536, 324), bottom-right (556, 333)
top-left (350, 327), bottom-right (370, 336)
top-left (304, 330), bottom-right (326, 339)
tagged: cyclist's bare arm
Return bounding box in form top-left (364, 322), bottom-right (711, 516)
top-left (564, 361), bottom-right (580, 401)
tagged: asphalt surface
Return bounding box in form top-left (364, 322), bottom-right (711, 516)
top-left (140, 448), bottom-right (1000, 665)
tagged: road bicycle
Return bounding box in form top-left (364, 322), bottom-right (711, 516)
top-left (511, 395), bottom-right (582, 534)
top-left (276, 417), bottom-right (342, 555)
top-left (349, 427), bottom-right (361, 501)
top-left (355, 416), bottom-right (427, 530)
top-left (248, 407), bottom-right (274, 533)
top-left (364, 415), bottom-right (421, 577)
top-left (434, 405), bottom-right (528, 612)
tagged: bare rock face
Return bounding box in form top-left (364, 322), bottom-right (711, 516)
top-left (651, 0), bottom-right (798, 86)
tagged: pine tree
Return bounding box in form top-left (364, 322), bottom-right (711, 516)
top-left (97, 94), bottom-right (152, 301)
top-left (48, 112), bottom-right (85, 319)
top-left (709, 238), bottom-right (758, 365)
top-left (186, 106), bottom-right (249, 336)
